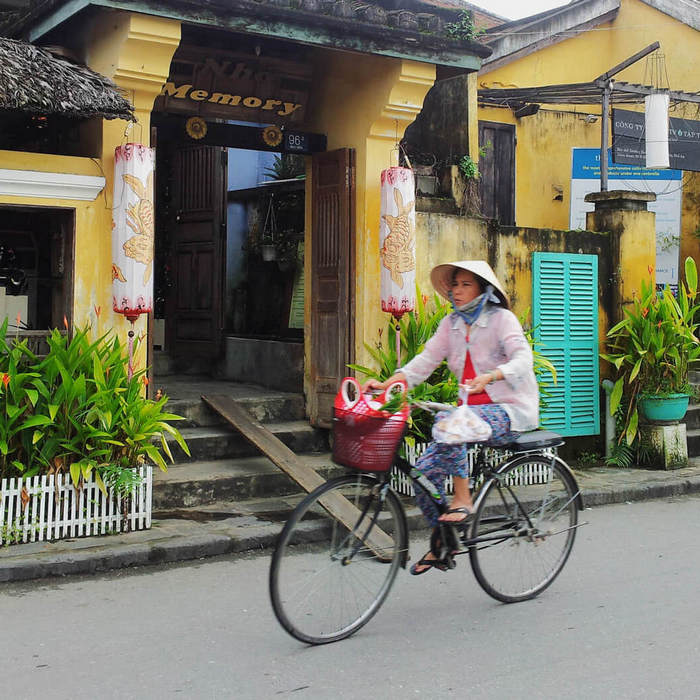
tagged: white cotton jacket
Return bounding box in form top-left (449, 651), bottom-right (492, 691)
top-left (399, 305), bottom-right (540, 432)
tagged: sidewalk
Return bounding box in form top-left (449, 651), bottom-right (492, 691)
top-left (2, 460), bottom-right (700, 583)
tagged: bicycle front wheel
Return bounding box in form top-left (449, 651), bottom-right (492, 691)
top-left (469, 455), bottom-right (579, 603)
top-left (269, 473), bottom-right (407, 645)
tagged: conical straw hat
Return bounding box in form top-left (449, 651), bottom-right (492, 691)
top-left (430, 260), bottom-right (509, 309)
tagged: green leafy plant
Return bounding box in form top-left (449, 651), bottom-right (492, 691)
top-left (444, 9), bottom-right (484, 41)
top-left (458, 154), bottom-right (480, 181)
top-left (457, 144), bottom-right (491, 182)
top-left (264, 154), bottom-right (305, 181)
top-left (518, 308), bottom-right (558, 412)
top-left (0, 321), bottom-right (189, 491)
top-left (575, 451), bottom-right (601, 469)
top-left (601, 256), bottom-right (700, 446)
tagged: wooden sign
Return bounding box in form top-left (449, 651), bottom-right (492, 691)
top-left (154, 46), bottom-right (311, 125)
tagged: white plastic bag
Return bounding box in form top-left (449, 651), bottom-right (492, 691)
top-left (432, 405), bottom-right (492, 444)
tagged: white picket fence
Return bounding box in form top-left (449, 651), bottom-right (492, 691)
top-left (391, 442), bottom-right (556, 496)
top-left (0, 466), bottom-right (152, 545)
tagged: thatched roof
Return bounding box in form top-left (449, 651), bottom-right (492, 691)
top-left (0, 38), bottom-right (135, 120)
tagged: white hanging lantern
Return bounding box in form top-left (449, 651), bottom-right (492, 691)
top-left (379, 166), bottom-right (416, 319)
top-left (645, 92), bottom-right (670, 169)
top-left (112, 143), bottom-right (155, 322)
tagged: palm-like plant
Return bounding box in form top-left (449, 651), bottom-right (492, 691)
top-left (601, 256), bottom-right (700, 445)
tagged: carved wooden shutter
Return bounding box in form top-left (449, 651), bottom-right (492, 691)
top-left (309, 149), bottom-right (355, 427)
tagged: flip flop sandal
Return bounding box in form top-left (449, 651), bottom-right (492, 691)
top-left (409, 553), bottom-right (449, 576)
top-left (437, 506), bottom-right (474, 525)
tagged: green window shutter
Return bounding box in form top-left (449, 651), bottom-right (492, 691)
top-left (533, 252), bottom-right (599, 436)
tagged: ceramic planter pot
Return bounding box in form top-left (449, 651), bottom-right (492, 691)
top-left (639, 393), bottom-right (690, 423)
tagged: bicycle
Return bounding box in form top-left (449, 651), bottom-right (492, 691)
top-left (269, 399), bottom-right (584, 645)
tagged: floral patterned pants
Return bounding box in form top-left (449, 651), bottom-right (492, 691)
top-left (413, 404), bottom-right (518, 526)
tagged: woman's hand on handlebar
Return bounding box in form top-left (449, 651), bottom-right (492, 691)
top-left (361, 372), bottom-right (406, 394)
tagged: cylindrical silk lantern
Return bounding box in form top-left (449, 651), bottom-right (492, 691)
top-left (379, 166), bottom-right (416, 319)
top-left (112, 143), bottom-right (155, 322)
top-left (645, 93), bottom-right (670, 169)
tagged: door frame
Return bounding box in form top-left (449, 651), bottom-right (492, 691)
top-left (478, 120), bottom-right (516, 225)
top-left (309, 148), bottom-right (355, 427)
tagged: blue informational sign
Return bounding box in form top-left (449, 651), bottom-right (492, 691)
top-left (570, 148), bottom-right (683, 292)
top-left (571, 148), bottom-right (682, 181)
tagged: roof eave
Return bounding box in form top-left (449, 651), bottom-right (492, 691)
top-left (481, 0), bottom-right (620, 75)
top-left (20, 0), bottom-right (491, 69)
top-left (638, 0), bottom-right (700, 32)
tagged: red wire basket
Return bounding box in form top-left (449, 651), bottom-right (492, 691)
top-left (331, 377), bottom-right (409, 473)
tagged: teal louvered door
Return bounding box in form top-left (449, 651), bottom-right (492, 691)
top-left (533, 253), bottom-right (599, 436)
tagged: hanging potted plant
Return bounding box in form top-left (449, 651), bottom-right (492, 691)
top-left (601, 256), bottom-right (700, 446)
top-left (260, 193), bottom-right (279, 262)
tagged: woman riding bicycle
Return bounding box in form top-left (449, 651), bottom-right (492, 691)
top-left (363, 260), bottom-right (539, 575)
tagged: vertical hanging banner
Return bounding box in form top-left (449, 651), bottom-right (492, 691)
top-left (645, 93), bottom-right (670, 169)
top-left (112, 143), bottom-right (155, 321)
top-left (379, 166), bottom-right (416, 318)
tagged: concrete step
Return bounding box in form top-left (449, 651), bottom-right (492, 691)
top-left (165, 393), bottom-right (306, 428)
top-left (167, 421), bottom-right (329, 463)
top-left (686, 427), bottom-right (700, 458)
top-left (153, 453), bottom-right (345, 508)
top-left (151, 490), bottom-right (424, 534)
top-left (685, 404), bottom-right (700, 431)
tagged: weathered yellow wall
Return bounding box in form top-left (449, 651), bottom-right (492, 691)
top-left (0, 151), bottom-right (106, 328)
top-left (305, 52), bottom-right (435, 374)
top-left (415, 213), bottom-right (613, 315)
top-left (416, 212), bottom-right (615, 360)
top-left (478, 0), bottom-right (700, 268)
top-left (586, 204), bottom-right (657, 322)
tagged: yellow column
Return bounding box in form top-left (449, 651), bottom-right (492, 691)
top-left (359, 60), bottom-right (435, 365)
top-left (305, 53), bottom-right (435, 376)
top-left (585, 190), bottom-right (656, 326)
top-left (81, 13), bottom-right (180, 368)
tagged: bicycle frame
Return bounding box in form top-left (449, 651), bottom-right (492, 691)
top-left (389, 445), bottom-right (583, 557)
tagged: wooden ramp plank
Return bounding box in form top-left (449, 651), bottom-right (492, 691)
top-left (202, 395), bottom-right (395, 557)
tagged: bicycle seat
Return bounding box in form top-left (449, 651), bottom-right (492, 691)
top-left (503, 430), bottom-right (564, 452)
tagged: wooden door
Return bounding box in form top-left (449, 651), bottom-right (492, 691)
top-left (166, 144), bottom-right (226, 362)
top-left (478, 121), bottom-right (516, 225)
top-left (309, 149), bottom-right (355, 427)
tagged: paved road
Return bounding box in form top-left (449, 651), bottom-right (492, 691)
top-left (3, 495), bottom-right (700, 700)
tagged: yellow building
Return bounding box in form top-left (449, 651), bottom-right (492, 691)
top-left (475, 0), bottom-right (700, 290)
top-left (0, 3), bottom-right (491, 425)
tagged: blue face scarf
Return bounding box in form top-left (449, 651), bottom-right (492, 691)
top-left (449, 284), bottom-right (501, 325)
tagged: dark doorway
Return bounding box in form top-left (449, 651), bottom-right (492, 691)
top-left (162, 143), bottom-right (226, 365)
top-left (479, 121), bottom-right (515, 225)
top-left (0, 206), bottom-right (74, 337)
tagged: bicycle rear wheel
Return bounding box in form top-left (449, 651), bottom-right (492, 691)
top-left (269, 473), bottom-right (407, 645)
top-left (469, 454), bottom-right (579, 603)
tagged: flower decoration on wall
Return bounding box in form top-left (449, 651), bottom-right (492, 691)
top-left (186, 116), bottom-right (207, 140)
top-left (262, 125), bottom-right (283, 148)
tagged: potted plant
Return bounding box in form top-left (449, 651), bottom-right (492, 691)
top-left (601, 256), bottom-right (700, 447)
